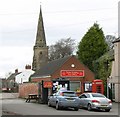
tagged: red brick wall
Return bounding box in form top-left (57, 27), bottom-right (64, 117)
top-left (19, 83), bottom-right (38, 98)
top-left (32, 77), bottom-right (51, 82)
top-left (51, 56), bottom-right (95, 81)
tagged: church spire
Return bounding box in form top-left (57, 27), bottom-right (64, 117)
top-left (32, 5), bottom-right (48, 71)
top-left (35, 5), bottom-right (46, 47)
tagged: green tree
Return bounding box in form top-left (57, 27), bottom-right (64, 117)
top-left (77, 23), bottom-right (108, 71)
top-left (93, 50), bottom-right (113, 95)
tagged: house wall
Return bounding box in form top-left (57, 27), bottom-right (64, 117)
top-left (115, 84), bottom-right (120, 102)
top-left (19, 83), bottom-right (38, 98)
top-left (16, 70), bottom-right (34, 84)
top-left (32, 77), bottom-right (51, 82)
top-left (114, 42), bottom-right (120, 102)
top-left (109, 41), bottom-right (120, 102)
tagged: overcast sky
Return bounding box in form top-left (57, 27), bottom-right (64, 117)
top-left (0, 0), bottom-right (119, 78)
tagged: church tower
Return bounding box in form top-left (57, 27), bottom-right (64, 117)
top-left (32, 6), bottom-right (48, 71)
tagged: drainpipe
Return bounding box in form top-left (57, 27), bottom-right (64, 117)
top-left (107, 78), bottom-right (109, 98)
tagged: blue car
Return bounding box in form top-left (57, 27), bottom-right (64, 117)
top-left (48, 90), bottom-right (80, 111)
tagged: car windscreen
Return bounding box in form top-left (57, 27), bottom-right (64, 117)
top-left (91, 93), bottom-right (105, 98)
top-left (63, 92), bottom-right (77, 97)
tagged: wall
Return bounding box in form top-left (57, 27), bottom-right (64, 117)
top-left (114, 42), bottom-right (120, 102)
top-left (109, 41), bottom-right (120, 102)
top-left (32, 77), bottom-right (51, 82)
top-left (51, 56), bottom-right (95, 81)
top-left (19, 83), bottom-right (38, 98)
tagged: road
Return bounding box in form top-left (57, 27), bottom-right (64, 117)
top-left (1, 93), bottom-right (119, 116)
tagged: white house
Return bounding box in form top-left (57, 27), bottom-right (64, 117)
top-left (15, 65), bottom-right (34, 84)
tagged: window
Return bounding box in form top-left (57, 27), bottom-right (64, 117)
top-left (84, 82), bottom-right (92, 92)
top-left (85, 93), bottom-right (90, 98)
top-left (63, 92), bottom-right (76, 97)
top-left (92, 93), bottom-right (105, 98)
top-left (112, 83), bottom-right (115, 99)
top-left (79, 94), bottom-right (87, 98)
top-left (70, 81), bottom-right (81, 92)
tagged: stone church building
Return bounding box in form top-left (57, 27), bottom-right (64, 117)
top-left (32, 6), bottom-right (48, 71)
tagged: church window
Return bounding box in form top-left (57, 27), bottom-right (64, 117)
top-left (40, 52), bottom-right (42, 54)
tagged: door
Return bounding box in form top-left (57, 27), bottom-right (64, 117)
top-left (49, 93), bottom-right (57, 106)
top-left (42, 87), bottom-right (48, 104)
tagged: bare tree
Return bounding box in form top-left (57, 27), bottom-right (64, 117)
top-left (105, 35), bottom-right (116, 50)
top-left (49, 37), bottom-right (75, 61)
top-left (5, 72), bottom-right (12, 79)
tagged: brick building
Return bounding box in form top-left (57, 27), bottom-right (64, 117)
top-left (31, 55), bottom-right (95, 95)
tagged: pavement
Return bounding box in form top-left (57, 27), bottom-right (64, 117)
top-left (0, 93), bottom-right (19, 100)
top-left (0, 93), bottom-right (19, 115)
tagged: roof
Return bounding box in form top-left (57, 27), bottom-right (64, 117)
top-left (31, 56), bottom-right (72, 78)
top-left (7, 72), bottom-right (21, 80)
top-left (113, 37), bottom-right (120, 43)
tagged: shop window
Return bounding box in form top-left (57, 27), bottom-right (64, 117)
top-left (70, 81), bottom-right (81, 92)
top-left (84, 82), bottom-right (92, 92)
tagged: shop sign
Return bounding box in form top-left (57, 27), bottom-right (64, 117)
top-left (95, 82), bottom-right (102, 84)
top-left (43, 81), bottom-right (53, 88)
top-left (60, 70), bottom-right (84, 77)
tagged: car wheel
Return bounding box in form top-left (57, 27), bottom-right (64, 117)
top-left (74, 107), bottom-right (79, 111)
top-left (48, 100), bottom-right (51, 107)
top-left (56, 102), bottom-right (60, 110)
top-left (87, 104), bottom-right (92, 111)
top-left (105, 109), bottom-right (110, 112)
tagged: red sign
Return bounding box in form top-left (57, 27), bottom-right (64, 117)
top-left (43, 81), bottom-right (53, 88)
top-left (60, 70), bottom-right (84, 77)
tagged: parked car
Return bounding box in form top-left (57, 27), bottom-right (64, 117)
top-left (79, 93), bottom-right (112, 112)
top-left (48, 90), bottom-right (80, 111)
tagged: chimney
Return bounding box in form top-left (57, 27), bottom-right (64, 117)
top-left (15, 69), bottom-right (18, 73)
top-left (25, 65), bottom-right (31, 69)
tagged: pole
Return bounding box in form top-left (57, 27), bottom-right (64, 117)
top-left (107, 80), bottom-right (109, 98)
top-left (38, 82), bottom-right (41, 103)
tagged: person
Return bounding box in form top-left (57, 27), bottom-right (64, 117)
top-left (59, 85), bottom-right (67, 91)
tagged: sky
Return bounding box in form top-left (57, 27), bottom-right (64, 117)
top-left (0, 0), bottom-right (119, 78)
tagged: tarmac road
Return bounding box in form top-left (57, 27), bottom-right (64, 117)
top-left (1, 93), bottom-right (119, 116)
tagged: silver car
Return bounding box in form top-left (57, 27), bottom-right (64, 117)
top-left (79, 93), bottom-right (112, 112)
top-left (48, 90), bottom-right (80, 111)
